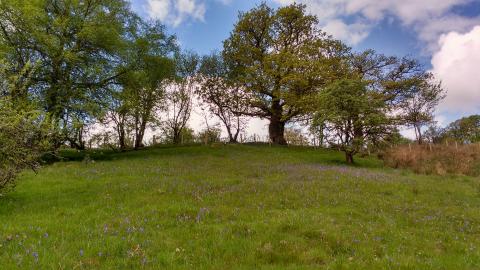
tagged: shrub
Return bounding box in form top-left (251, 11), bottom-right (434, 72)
top-left (0, 100), bottom-right (50, 194)
top-left (196, 127), bottom-right (221, 144)
top-left (285, 128), bottom-right (309, 146)
top-left (382, 143), bottom-right (480, 176)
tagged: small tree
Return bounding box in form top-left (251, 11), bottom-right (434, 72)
top-left (423, 124), bottom-right (445, 144)
top-left (401, 74), bottom-right (445, 144)
top-left (0, 62), bottom-right (50, 194)
top-left (108, 20), bottom-right (177, 150)
top-left (198, 53), bottom-right (249, 143)
top-left (0, 100), bottom-right (50, 194)
top-left (312, 79), bottom-right (392, 164)
top-left (163, 52), bottom-right (198, 144)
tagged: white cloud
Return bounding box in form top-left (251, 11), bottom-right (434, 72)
top-left (322, 20), bottom-right (371, 45)
top-left (271, 0), bottom-right (480, 46)
top-left (146, 0), bottom-right (206, 27)
top-left (146, 0), bottom-right (170, 22)
top-left (432, 25), bottom-right (480, 114)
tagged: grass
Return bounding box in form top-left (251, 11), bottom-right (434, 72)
top-left (1, 144), bottom-right (479, 269)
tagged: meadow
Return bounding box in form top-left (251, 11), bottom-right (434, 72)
top-left (1, 145), bottom-right (479, 269)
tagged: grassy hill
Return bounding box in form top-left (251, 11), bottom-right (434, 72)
top-left (1, 145), bottom-right (479, 269)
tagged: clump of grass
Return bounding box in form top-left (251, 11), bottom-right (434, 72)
top-left (382, 143), bottom-right (480, 176)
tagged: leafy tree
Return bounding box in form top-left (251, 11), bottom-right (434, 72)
top-left (0, 99), bottom-right (51, 194)
top-left (0, 62), bottom-right (50, 194)
top-left (308, 49), bottom-right (441, 162)
top-left (423, 124), bottom-right (445, 144)
top-left (163, 51), bottom-right (199, 145)
top-left (108, 20), bottom-right (177, 150)
top-left (198, 52), bottom-right (249, 143)
top-left (223, 3), bottom-right (348, 145)
top-left (103, 88), bottom-right (134, 151)
top-left (349, 50), bottom-right (433, 108)
top-left (0, 0), bottom-right (132, 147)
top-left (312, 79), bottom-right (392, 164)
top-left (445, 115), bottom-right (480, 143)
top-left (400, 74), bottom-right (445, 144)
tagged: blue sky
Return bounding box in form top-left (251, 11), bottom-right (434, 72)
top-left (130, 0), bottom-right (480, 129)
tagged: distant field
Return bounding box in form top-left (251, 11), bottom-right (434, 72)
top-left (1, 145), bottom-right (479, 269)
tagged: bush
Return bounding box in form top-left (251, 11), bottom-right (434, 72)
top-left (382, 143), bottom-right (480, 176)
top-left (196, 127), bottom-right (221, 144)
top-left (285, 128), bottom-right (309, 146)
top-left (159, 127), bottom-right (196, 145)
top-left (0, 100), bottom-right (50, 194)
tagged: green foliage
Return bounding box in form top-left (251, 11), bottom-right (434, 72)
top-left (161, 126), bottom-right (195, 145)
top-left (0, 60), bottom-right (52, 194)
top-left (399, 74), bottom-right (445, 144)
top-left (108, 20), bottom-right (177, 150)
top-left (0, 0), bottom-right (130, 115)
top-left (0, 98), bottom-right (50, 194)
top-left (223, 3), bottom-right (348, 144)
top-left (196, 127), bottom-right (222, 144)
top-left (312, 79), bottom-right (392, 163)
top-left (445, 115), bottom-right (480, 143)
top-left (197, 52), bottom-right (249, 143)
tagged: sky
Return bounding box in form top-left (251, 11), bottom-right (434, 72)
top-left (128, 0), bottom-right (480, 139)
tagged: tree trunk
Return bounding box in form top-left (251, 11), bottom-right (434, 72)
top-left (416, 125), bottom-right (423, 145)
top-left (173, 128), bottom-right (182, 144)
top-left (118, 128), bottom-right (127, 151)
top-left (269, 116), bottom-right (287, 145)
top-left (345, 151), bottom-right (355, 164)
top-left (229, 136), bottom-right (238, 143)
top-left (226, 126), bottom-right (239, 143)
top-left (134, 123), bottom-right (146, 150)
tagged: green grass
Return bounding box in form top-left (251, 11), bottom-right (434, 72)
top-left (1, 144), bottom-right (479, 269)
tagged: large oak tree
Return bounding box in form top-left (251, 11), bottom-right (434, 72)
top-left (223, 3), bottom-right (348, 144)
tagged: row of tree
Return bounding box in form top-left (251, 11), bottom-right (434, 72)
top-left (0, 1), bottom-right (456, 193)
top-left (200, 4), bottom-right (446, 163)
top-left (424, 115), bottom-right (480, 144)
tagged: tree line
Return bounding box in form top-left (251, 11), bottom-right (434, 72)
top-left (2, 1), bottom-right (476, 193)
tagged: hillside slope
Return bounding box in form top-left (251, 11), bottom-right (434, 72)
top-left (1, 145), bottom-right (479, 269)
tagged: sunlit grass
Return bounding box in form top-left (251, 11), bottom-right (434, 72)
top-left (1, 145), bottom-right (479, 269)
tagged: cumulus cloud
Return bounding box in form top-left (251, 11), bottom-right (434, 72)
top-left (273, 0), bottom-right (480, 124)
top-left (146, 0), bottom-right (206, 27)
top-left (271, 0), bottom-right (480, 47)
top-left (322, 20), bottom-right (371, 45)
top-left (432, 26), bottom-right (480, 114)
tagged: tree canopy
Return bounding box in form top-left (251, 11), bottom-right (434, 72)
top-left (223, 3), bottom-right (348, 144)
